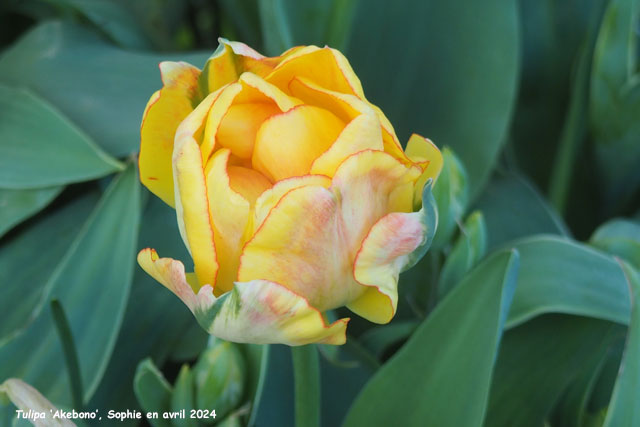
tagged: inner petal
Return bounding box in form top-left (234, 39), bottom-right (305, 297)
top-left (252, 105), bottom-right (345, 182)
top-left (228, 165), bottom-right (273, 205)
top-left (217, 103), bottom-right (281, 160)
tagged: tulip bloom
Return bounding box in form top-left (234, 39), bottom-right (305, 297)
top-left (138, 39), bottom-right (442, 345)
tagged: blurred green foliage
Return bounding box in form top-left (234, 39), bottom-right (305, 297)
top-left (0, 0), bottom-right (638, 426)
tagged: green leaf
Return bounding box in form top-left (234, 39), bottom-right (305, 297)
top-left (473, 173), bottom-right (570, 250)
top-left (170, 365), bottom-right (196, 427)
top-left (87, 193), bottom-right (196, 417)
top-left (344, 249), bottom-right (519, 427)
top-left (486, 315), bottom-right (620, 427)
top-left (358, 321), bottom-right (418, 360)
top-left (590, 218), bottom-right (640, 269)
top-left (134, 358), bottom-right (172, 427)
top-left (0, 85), bottom-right (122, 189)
top-left (0, 21), bottom-right (209, 157)
top-left (506, 236), bottom-right (631, 329)
top-left (0, 164), bottom-right (140, 405)
top-left (42, 0), bottom-right (152, 49)
top-left (252, 345), bottom-right (294, 427)
top-left (590, 0), bottom-right (640, 208)
top-left (346, 0), bottom-right (519, 197)
top-left (603, 262), bottom-right (640, 427)
top-left (430, 148), bottom-right (468, 250)
top-left (0, 190), bottom-right (98, 347)
top-left (0, 186), bottom-right (63, 238)
top-left (438, 211), bottom-right (488, 298)
top-left (193, 341), bottom-right (245, 420)
top-left (168, 322), bottom-right (208, 363)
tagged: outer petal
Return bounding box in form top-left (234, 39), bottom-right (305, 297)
top-left (330, 150), bottom-right (421, 252)
top-left (138, 249), bottom-right (348, 345)
top-left (239, 185), bottom-right (361, 312)
top-left (199, 39), bottom-right (280, 95)
top-left (173, 94), bottom-right (219, 287)
top-left (139, 61), bottom-right (201, 207)
top-left (253, 174), bottom-right (332, 229)
top-left (405, 134), bottom-right (443, 206)
top-left (201, 83), bottom-right (243, 162)
top-left (288, 77), bottom-right (384, 177)
top-left (205, 149), bottom-right (251, 294)
top-left (349, 181), bottom-right (438, 323)
top-left (351, 213), bottom-right (426, 324)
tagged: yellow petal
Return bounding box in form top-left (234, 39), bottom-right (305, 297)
top-left (204, 149), bottom-right (251, 294)
top-left (253, 174), bottom-right (332, 230)
top-left (266, 47), bottom-right (365, 97)
top-left (217, 102), bottom-right (282, 159)
top-left (173, 97), bottom-right (219, 287)
top-left (137, 249), bottom-right (348, 345)
top-left (287, 78), bottom-right (383, 177)
top-left (252, 105), bottom-right (345, 181)
top-left (228, 165), bottom-right (273, 205)
top-left (139, 61), bottom-right (201, 207)
top-left (405, 134), bottom-right (443, 206)
top-left (330, 150), bottom-right (421, 253)
top-left (239, 185), bottom-right (362, 311)
top-left (236, 72), bottom-right (301, 111)
top-left (200, 83), bottom-right (243, 162)
top-left (349, 212), bottom-right (426, 323)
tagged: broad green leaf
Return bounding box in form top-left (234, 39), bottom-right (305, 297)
top-left (358, 321), bottom-right (418, 360)
top-left (87, 193), bottom-right (196, 419)
top-left (344, 249), bottom-right (519, 427)
top-left (603, 262), bottom-right (640, 427)
top-left (346, 0), bottom-right (519, 197)
top-left (134, 358), bottom-right (172, 427)
top-left (474, 174), bottom-right (570, 250)
top-left (0, 165), bottom-right (140, 405)
top-left (590, 0), bottom-right (640, 209)
top-left (218, 0), bottom-right (263, 49)
top-left (510, 0), bottom-right (606, 188)
top-left (171, 365), bottom-right (196, 427)
top-left (486, 315), bottom-right (620, 427)
top-left (243, 344), bottom-right (268, 427)
top-left (506, 236), bottom-right (631, 328)
top-left (0, 85), bottom-right (122, 189)
top-left (0, 186), bottom-right (63, 238)
top-left (0, 21), bottom-right (209, 157)
top-left (41, 0), bottom-right (152, 49)
top-left (590, 218), bottom-right (640, 269)
top-left (431, 148), bottom-right (468, 250)
top-left (168, 322), bottom-right (208, 363)
top-left (438, 211), bottom-right (488, 298)
top-left (0, 190), bottom-right (97, 347)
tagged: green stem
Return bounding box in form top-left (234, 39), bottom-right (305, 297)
top-left (50, 299), bottom-right (84, 411)
top-left (291, 345), bottom-right (320, 427)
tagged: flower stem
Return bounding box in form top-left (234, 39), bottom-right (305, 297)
top-left (50, 299), bottom-right (84, 411)
top-left (291, 345), bottom-right (320, 427)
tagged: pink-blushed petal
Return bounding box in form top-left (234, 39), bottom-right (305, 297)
top-left (349, 212), bottom-right (426, 324)
top-left (239, 185), bottom-right (362, 312)
top-left (173, 94), bottom-right (219, 288)
top-left (253, 174), bottom-right (331, 229)
top-left (137, 249), bottom-right (348, 345)
top-left (330, 150), bottom-right (421, 253)
top-left (139, 61), bottom-right (201, 207)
